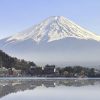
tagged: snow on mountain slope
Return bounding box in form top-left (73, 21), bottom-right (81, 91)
top-left (0, 16), bottom-right (100, 66)
top-left (7, 16), bottom-right (100, 43)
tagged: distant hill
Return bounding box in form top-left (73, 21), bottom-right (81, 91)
top-left (0, 50), bottom-right (36, 70)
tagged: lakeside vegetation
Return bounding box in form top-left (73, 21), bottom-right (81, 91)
top-left (0, 50), bottom-right (100, 77)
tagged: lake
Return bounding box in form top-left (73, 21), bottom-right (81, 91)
top-left (0, 78), bottom-right (100, 100)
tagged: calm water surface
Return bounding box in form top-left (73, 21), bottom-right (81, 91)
top-left (0, 78), bottom-right (100, 100)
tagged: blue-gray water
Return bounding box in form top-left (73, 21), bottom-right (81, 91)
top-left (0, 78), bottom-right (100, 100)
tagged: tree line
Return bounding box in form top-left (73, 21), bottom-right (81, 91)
top-left (0, 50), bottom-right (100, 77)
top-left (0, 50), bottom-right (36, 71)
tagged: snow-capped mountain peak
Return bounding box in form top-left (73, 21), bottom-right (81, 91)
top-left (1, 16), bottom-right (100, 66)
top-left (7, 16), bottom-right (100, 43)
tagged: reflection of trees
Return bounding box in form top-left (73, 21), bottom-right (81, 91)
top-left (0, 79), bottom-right (100, 98)
top-left (58, 79), bottom-right (97, 87)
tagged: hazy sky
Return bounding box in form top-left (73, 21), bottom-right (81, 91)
top-left (0, 0), bottom-right (100, 39)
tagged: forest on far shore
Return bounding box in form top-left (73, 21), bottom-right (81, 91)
top-left (0, 50), bottom-right (100, 77)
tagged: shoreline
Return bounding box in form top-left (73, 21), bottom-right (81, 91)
top-left (0, 77), bottom-right (100, 80)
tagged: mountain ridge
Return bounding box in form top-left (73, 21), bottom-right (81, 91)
top-left (0, 16), bottom-right (100, 66)
top-left (5, 16), bottom-right (100, 44)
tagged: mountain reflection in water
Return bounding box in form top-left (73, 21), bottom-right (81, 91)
top-left (0, 78), bottom-right (100, 100)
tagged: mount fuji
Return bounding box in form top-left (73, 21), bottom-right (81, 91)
top-left (0, 16), bottom-right (100, 66)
